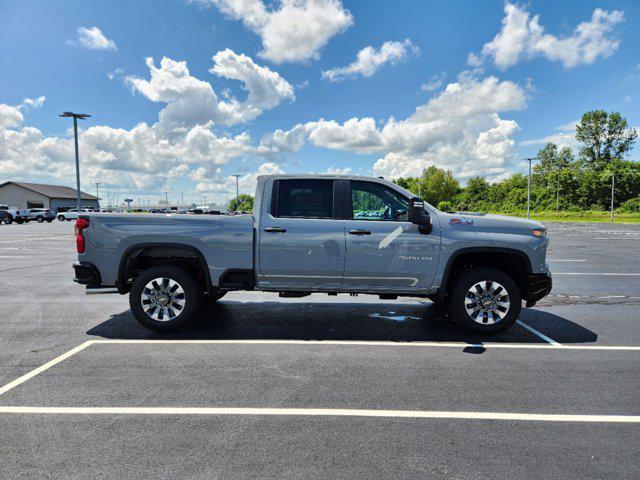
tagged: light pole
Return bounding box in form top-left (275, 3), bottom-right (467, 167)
top-left (59, 112), bottom-right (91, 210)
top-left (163, 190), bottom-right (169, 207)
top-left (232, 174), bottom-right (241, 202)
top-left (555, 169), bottom-right (561, 213)
top-left (95, 182), bottom-right (101, 210)
top-left (524, 157), bottom-right (539, 219)
top-left (610, 174), bottom-right (615, 224)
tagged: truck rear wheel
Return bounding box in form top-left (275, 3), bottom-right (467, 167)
top-left (130, 265), bottom-right (201, 332)
top-left (448, 267), bottom-right (521, 334)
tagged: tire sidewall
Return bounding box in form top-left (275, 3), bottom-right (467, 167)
top-left (129, 265), bottom-right (201, 332)
top-left (449, 267), bottom-right (522, 334)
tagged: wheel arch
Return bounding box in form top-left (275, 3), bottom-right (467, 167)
top-left (439, 247), bottom-right (532, 301)
top-left (117, 242), bottom-right (212, 294)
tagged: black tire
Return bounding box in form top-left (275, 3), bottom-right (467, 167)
top-left (448, 267), bottom-right (521, 334)
top-left (15, 219), bottom-right (23, 224)
top-left (46, 219), bottom-right (53, 223)
top-left (129, 265), bottom-right (201, 332)
top-left (57, 215), bottom-right (65, 221)
top-left (36, 216), bottom-right (44, 223)
top-left (4, 216), bottom-right (12, 224)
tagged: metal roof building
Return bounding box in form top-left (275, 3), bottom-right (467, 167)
top-left (0, 181), bottom-right (99, 212)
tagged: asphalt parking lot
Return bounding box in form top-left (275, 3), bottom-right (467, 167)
top-left (0, 220), bottom-right (639, 479)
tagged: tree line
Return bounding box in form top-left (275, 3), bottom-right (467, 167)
top-left (394, 110), bottom-right (640, 213)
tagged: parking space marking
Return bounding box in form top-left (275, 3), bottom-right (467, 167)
top-left (547, 259), bottom-right (586, 262)
top-left (2, 339), bottom-right (640, 400)
top-left (554, 272), bottom-right (640, 276)
top-left (516, 320), bottom-right (560, 346)
top-left (0, 406), bottom-right (638, 423)
top-left (0, 341), bottom-right (93, 397)
top-left (90, 339), bottom-right (640, 350)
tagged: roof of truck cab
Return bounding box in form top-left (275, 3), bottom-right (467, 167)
top-left (257, 174), bottom-right (391, 181)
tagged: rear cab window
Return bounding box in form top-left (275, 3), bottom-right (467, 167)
top-left (273, 179), bottom-right (335, 219)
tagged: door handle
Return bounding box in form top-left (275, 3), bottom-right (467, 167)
top-left (349, 229), bottom-right (371, 235)
top-left (265, 226), bottom-right (286, 233)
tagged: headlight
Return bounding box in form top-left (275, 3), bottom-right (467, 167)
top-left (533, 228), bottom-right (547, 237)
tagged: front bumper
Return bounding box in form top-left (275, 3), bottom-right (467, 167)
top-left (525, 273), bottom-right (552, 307)
top-left (73, 262), bottom-right (101, 286)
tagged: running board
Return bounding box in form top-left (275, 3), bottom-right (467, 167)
top-left (85, 287), bottom-right (119, 295)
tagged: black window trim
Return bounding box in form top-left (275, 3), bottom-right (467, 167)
top-left (271, 178), bottom-right (341, 220)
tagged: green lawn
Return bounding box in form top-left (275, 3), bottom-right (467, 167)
top-left (487, 210), bottom-right (640, 224)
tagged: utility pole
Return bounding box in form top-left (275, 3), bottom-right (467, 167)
top-left (181, 191), bottom-right (184, 207)
top-left (59, 112), bottom-right (91, 210)
top-left (95, 182), bottom-right (101, 210)
top-left (524, 157), bottom-right (539, 219)
top-left (163, 190), bottom-right (169, 207)
top-left (610, 174), bottom-right (615, 224)
top-left (555, 169), bottom-right (561, 213)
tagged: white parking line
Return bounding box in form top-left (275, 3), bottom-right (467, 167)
top-left (547, 259), bottom-right (586, 262)
top-left (553, 272), bottom-right (640, 276)
top-left (516, 320), bottom-right (560, 346)
top-left (0, 341), bottom-right (93, 396)
top-left (0, 406), bottom-right (638, 423)
top-left (90, 339), bottom-right (640, 350)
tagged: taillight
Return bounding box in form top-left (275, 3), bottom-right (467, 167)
top-left (75, 218), bottom-right (90, 253)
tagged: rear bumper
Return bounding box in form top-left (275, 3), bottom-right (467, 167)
top-left (73, 262), bottom-right (102, 286)
top-left (525, 273), bottom-right (552, 307)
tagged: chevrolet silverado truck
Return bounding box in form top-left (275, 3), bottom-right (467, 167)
top-left (73, 174), bottom-right (551, 333)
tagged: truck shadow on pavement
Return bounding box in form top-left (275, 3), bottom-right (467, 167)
top-left (87, 300), bottom-right (597, 345)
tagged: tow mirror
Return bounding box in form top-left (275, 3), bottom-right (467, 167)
top-left (408, 197), bottom-right (432, 234)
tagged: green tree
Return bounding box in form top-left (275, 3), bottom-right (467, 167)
top-left (418, 166), bottom-right (460, 206)
top-left (575, 110), bottom-right (637, 167)
top-left (455, 176), bottom-right (489, 211)
top-left (229, 194), bottom-right (254, 212)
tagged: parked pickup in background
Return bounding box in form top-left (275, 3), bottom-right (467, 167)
top-left (73, 174), bottom-right (552, 333)
top-left (0, 205), bottom-right (30, 224)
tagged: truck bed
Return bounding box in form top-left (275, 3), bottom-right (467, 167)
top-left (79, 213), bottom-right (255, 287)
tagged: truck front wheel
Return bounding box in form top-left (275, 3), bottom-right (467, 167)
top-left (448, 267), bottom-right (521, 334)
top-left (130, 265), bottom-right (201, 332)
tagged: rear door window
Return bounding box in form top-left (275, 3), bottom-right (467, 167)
top-left (274, 180), bottom-right (334, 219)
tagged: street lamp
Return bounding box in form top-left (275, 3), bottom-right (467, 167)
top-left (524, 157), bottom-right (539, 219)
top-left (59, 112), bottom-right (91, 210)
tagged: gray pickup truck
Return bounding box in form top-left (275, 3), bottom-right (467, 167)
top-left (73, 174), bottom-right (551, 333)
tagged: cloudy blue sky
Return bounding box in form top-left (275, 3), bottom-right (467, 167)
top-left (1, 0), bottom-right (639, 206)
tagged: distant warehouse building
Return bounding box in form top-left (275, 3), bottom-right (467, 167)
top-left (0, 181), bottom-right (99, 212)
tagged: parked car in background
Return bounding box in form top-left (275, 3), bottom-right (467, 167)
top-left (0, 209), bottom-right (10, 224)
top-left (57, 208), bottom-right (90, 221)
top-left (27, 208), bottom-right (55, 223)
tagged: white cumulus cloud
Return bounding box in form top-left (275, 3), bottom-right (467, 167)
top-left (262, 73), bottom-right (527, 180)
top-left (21, 96), bottom-right (46, 109)
top-left (70, 26), bottom-right (118, 51)
top-left (200, 0), bottom-right (353, 63)
top-left (322, 39), bottom-right (419, 81)
top-left (0, 104), bottom-right (24, 128)
top-left (125, 50), bottom-right (293, 131)
top-left (468, 3), bottom-right (624, 69)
